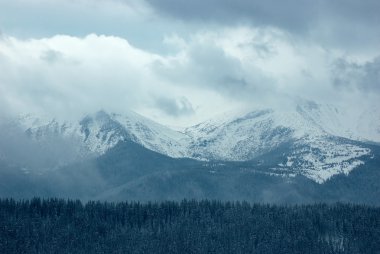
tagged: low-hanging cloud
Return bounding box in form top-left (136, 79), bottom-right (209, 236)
top-left (154, 96), bottom-right (194, 117)
top-left (154, 42), bottom-right (253, 95)
top-left (332, 57), bottom-right (380, 92)
top-left (0, 34), bottom-right (159, 119)
top-left (0, 27), bottom-right (378, 126)
top-left (0, 33), bottom-right (227, 124)
top-left (40, 49), bottom-right (64, 64)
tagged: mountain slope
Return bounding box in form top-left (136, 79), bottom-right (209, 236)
top-left (9, 110), bottom-right (191, 157)
top-left (1, 140), bottom-right (379, 204)
top-left (184, 101), bottom-right (375, 183)
top-left (0, 100), bottom-right (378, 184)
top-left (185, 101), bottom-right (379, 161)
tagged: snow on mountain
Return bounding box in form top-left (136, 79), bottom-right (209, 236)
top-left (184, 100), bottom-right (375, 182)
top-left (0, 114), bottom-right (89, 170)
top-left (2, 99), bottom-right (377, 184)
top-left (294, 100), bottom-right (380, 143)
top-left (276, 136), bottom-right (371, 184)
top-left (11, 110), bottom-right (191, 158)
top-left (78, 111), bottom-right (130, 154)
top-left (185, 109), bottom-right (295, 160)
top-left (111, 111), bottom-right (191, 158)
top-left (185, 100), bottom-right (376, 159)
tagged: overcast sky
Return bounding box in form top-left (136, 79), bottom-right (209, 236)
top-left (0, 0), bottom-right (379, 126)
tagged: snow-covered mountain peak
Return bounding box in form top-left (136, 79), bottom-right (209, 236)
top-left (292, 99), bottom-right (380, 142)
top-left (9, 110), bottom-right (191, 158)
top-left (2, 100), bottom-right (377, 184)
top-left (186, 99), bottom-right (379, 144)
top-left (182, 101), bottom-right (375, 183)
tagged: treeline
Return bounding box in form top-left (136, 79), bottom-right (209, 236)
top-left (0, 198), bottom-right (379, 254)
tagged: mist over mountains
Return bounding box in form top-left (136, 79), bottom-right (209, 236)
top-left (1, 99), bottom-right (379, 203)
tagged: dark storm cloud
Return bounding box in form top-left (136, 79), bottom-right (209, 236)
top-left (155, 97), bottom-right (194, 117)
top-left (332, 57), bottom-right (380, 92)
top-left (146, 0), bottom-right (379, 28)
top-left (146, 0), bottom-right (380, 46)
top-left (147, 0), bottom-right (314, 32)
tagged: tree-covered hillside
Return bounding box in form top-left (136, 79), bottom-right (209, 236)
top-left (1, 198), bottom-right (379, 254)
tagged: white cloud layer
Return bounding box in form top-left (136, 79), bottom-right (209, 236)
top-left (0, 21), bottom-right (380, 126)
top-left (0, 33), bottom-right (233, 125)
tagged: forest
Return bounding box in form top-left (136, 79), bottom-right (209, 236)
top-left (1, 198), bottom-right (379, 253)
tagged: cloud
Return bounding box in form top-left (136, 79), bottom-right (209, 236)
top-left (0, 0), bottom-right (176, 53)
top-left (0, 27), bottom-right (378, 127)
top-left (146, 0), bottom-right (315, 31)
top-left (154, 28), bottom-right (287, 103)
top-left (146, 0), bottom-right (380, 50)
top-left (40, 50), bottom-right (64, 63)
top-left (332, 56), bottom-right (380, 92)
top-left (0, 34), bottom-right (160, 119)
top-left (154, 42), bottom-right (252, 95)
top-left (154, 28), bottom-right (336, 103)
top-left (0, 33), bottom-right (235, 125)
top-left (154, 96), bottom-right (194, 117)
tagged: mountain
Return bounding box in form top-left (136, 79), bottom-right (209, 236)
top-left (10, 110), bottom-right (190, 157)
top-left (186, 100), bottom-right (379, 160)
top-left (0, 99), bottom-right (379, 202)
top-left (185, 100), bottom-right (378, 183)
top-left (1, 137), bottom-right (379, 204)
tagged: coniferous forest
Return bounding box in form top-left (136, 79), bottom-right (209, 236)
top-left (0, 198), bottom-right (379, 254)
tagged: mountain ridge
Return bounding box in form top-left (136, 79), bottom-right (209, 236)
top-left (0, 100), bottom-right (378, 184)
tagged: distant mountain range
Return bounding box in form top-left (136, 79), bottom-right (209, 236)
top-left (0, 100), bottom-right (379, 203)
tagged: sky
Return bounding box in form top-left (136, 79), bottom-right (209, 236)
top-left (0, 0), bottom-right (379, 127)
